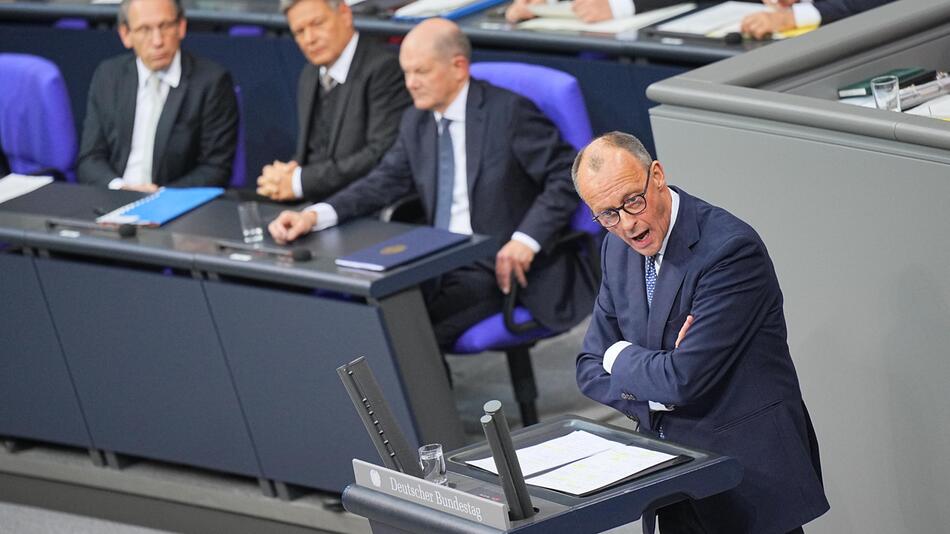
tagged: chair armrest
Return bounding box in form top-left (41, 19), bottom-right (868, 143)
top-left (503, 276), bottom-right (540, 333)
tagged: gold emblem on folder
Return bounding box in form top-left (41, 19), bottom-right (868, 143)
top-left (380, 244), bottom-right (407, 255)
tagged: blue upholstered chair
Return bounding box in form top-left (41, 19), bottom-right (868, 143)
top-left (230, 85), bottom-right (247, 188)
top-left (0, 53), bottom-right (77, 181)
top-left (451, 62), bottom-right (602, 426)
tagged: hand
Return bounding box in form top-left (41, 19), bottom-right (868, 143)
top-left (572, 0), bottom-right (613, 23)
top-left (495, 240), bottom-right (536, 295)
top-left (268, 209), bottom-right (317, 244)
top-left (740, 10), bottom-right (796, 40)
top-left (675, 315), bottom-right (694, 349)
top-left (256, 160), bottom-right (299, 201)
top-left (505, 0), bottom-right (544, 23)
top-left (122, 183), bottom-right (159, 193)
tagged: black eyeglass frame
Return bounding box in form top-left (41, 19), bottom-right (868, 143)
top-left (591, 163), bottom-right (654, 228)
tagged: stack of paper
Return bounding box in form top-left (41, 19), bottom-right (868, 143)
top-left (393, 0), bottom-right (504, 20)
top-left (465, 430), bottom-right (680, 496)
top-left (518, 3), bottom-right (695, 34)
top-left (0, 174), bottom-right (53, 205)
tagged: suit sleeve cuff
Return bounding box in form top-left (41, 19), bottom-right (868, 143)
top-left (108, 178), bottom-right (126, 190)
top-left (792, 3), bottom-right (821, 27)
top-left (291, 167), bottom-right (304, 199)
top-left (511, 231), bottom-right (541, 253)
top-left (305, 202), bottom-right (338, 232)
top-left (603, 340), bottom-right (631, 374)
top-left (608, 0), bottom-right (635, 18)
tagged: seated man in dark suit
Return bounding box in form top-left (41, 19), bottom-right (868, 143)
top-left (255, 0), bottom-right (411, 203)
top-left (269, 18), bottom-right (596, 349)
top-left (741, 0), bottom-right (895, 39)
top-left (78, 0), bottom-right (237, 191)
top-left (574, 132), bottom-right (829, 533)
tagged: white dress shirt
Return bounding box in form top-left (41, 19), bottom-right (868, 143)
top-left (792, 1), bottom-right (821, 28)
top-left (290, 32), bottom-right (361, 199)
top-left (109, 51), bottom-right (182, 189)
top-left (603, 189), bottom-right (680, 412)
top-left (306, 80), bottom-right (542, 253)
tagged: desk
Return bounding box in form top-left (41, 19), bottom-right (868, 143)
top-left (0, 182), bottom-right (495, 493)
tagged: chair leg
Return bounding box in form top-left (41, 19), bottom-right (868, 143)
top-left (505, 347), bottom-right (539, 427)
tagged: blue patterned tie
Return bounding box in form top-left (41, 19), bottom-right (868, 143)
top-left (434, 117), bottom-right (454, 230)
top-left (645, 254), bottom-right (657, 307)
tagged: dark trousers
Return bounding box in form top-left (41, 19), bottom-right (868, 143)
top-left (655, 500), bottom-right (805, 534)
top-left (423, 264), bottom-right (503, 352)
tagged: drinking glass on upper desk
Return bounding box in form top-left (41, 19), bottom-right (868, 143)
top-left (237, 201), bottom-right (264, 244)
top-left (419, 443), bottom-right (447, 486)
top-left (871, 75), bottom-right (902, 112)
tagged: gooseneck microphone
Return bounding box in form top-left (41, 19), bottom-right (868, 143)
top-left (46, 217), bottom-right (138, 238)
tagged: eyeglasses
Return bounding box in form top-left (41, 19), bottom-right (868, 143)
top-left (591, 165), bottom-right (653, 228)
top-left (129, 18), bottom-right (180, 40)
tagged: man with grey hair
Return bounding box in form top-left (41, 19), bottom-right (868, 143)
top-left (255, 0), bottom-right (410, 202)
top-left (79, 0), bottom-right (237, 190)
top-left (573, 131), bottom-right (829, 533)
top-left (268, 18), bottom-right (595, 353)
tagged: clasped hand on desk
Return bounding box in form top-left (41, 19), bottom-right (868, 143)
top-left (256, 160), bottom-right (299, 201)
top-left (740, 0), bottom-right (796, 40)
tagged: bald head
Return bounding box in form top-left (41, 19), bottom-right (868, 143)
top-left (399, 18), bottom-right (471, 113)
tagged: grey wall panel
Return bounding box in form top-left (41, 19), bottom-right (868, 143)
top-left (0, 255), bottom-right (91, 448)
top-left (35, 258), bottom-right (260, 477)
top-left (203, 280), bottom-right (419, 492)
top-left (651, 109), bottom-right (950, 534)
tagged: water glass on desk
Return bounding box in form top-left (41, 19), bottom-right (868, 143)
top-left (871, 75), bottom-right (902, 112)
top-left (238, 201), bottom-right (264, 244)
top-left (419, 443), bottom-right (447, 486)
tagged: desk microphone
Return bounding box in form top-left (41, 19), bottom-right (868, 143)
top-left (46, 217), bottom-right (138, 238)
top-left (481, 400), bottom-right (535, 521)
top-left (723, 32), bottom-right (743, 45)
top-left (217, 239), bottom-right (314, 262)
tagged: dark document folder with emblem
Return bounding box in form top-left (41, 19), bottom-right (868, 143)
top-left (335, 227), bottom-right (468, 271)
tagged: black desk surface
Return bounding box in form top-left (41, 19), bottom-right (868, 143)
top-left (0, 182), bottom-right (496, 298)
top-left (0, 0), bottom-right (767, 62)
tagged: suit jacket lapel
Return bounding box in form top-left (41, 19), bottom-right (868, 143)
top-left (295, 65), bottom-right (319, 163)
top-left (647, 188), bottom-right (698, 349)
top-left (152, 53), bottom-right (189, 184)
top-left (418, 114), bottom-right (439, 221)
top-left (117, 57), bottom-right (138, 172)
top-left (465, 81), bottom-right (485, 202)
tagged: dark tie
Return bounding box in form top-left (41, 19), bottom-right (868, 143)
top-left (645, 254), bottom-right (657, 307)
top-left (434, 117), bottom-right (454, 230)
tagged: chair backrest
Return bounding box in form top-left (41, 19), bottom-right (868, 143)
top-left (469, 62), bottom-right (600, 237)
top-left (230, 85), bottom-right (247, 188)
top-left (0, 53), bottom-right (77, 181)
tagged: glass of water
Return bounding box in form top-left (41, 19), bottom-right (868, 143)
top-left (870, 75), bottom-right (901, 112)
top-left (237, 201), bottom-right (264, 244)
top-left (418, 443), bottom-right (447, 485)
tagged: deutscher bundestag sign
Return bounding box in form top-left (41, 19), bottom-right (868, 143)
top-left (353, 459), bottom-right (510, 530)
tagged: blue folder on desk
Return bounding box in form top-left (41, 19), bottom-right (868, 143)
top-left (391, 0), bottom-right (506, 22)
top-left (335, 227), bottom-right (468, 271)
top-left (96, 187), bottom-right (224, 226)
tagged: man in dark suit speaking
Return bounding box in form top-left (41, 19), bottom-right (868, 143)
top-left (573, 132), bottom-right (829, 533)
top-left (256, 0), bottom-right (410, 202)
top-left (269, 18), bottom-right (595, 349)
top-left (78, 0), bottom-right (237, 191)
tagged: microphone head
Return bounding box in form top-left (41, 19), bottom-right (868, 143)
top-left (117, 224), bottom-right (137, 238)
top-left (724, 32), bottom-right (743, 45)
top-left (291, 248), bottom-right (313, 262)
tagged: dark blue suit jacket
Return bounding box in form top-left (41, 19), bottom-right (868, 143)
top-left (577, 188), bottom-right (829, 533)
top-left (816, 0), bottom-right (893, 25)
top-left (326, 79), bottom-right (596, 331)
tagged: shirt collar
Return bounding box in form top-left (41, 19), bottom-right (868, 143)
top-left (434, 80), bottom-right (469, 125)
top-left (656, 188), bottom-right (680, 262)
top-left (320, 31), bottom-right (359, 86)
top-left (136, 50), bottom-right (182, 89)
